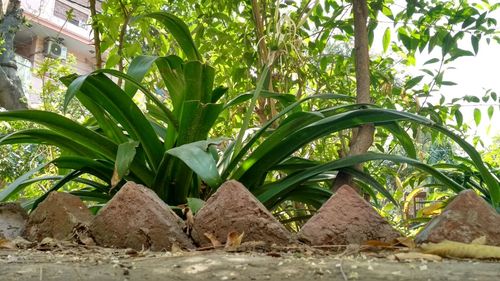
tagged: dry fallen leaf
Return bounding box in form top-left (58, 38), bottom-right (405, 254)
top-left (204, 232), bottom-right (222, 247)
top-left (471, 236), bottom-right (487, 245)
top-left (363, 240), bottom-right (393, 248)
top-left (421, 240), bottom-right (500, 259)
top-left (110, 168), bottom-right (120, 190)
top-left (394, 252), bottom-right (442, 261)
top-left (37, 237), bottom-right (61, 251)
top-left (72, 223), bottom-right (96, 246)
top-left (10, 237), bottom-right (35, 249)
top-left (225, 231), bottom-right (244, 251)
top-left (395, 237), bottom-right (416, 249)
top-left (171, 243), bottom-right (184, 254)
top-left (0, 238), bottom-right (17, 249)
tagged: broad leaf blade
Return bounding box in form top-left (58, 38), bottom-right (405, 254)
top-left (166, 139), bottom-right (224, 188)
top-left (112, 140), bottom-right (139, 187)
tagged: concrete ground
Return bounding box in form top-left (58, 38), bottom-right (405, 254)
top-left (1, 248), bottom-right (499, 281)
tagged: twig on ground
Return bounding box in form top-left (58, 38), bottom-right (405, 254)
top-left (339, 261), bottom-right (348, 281)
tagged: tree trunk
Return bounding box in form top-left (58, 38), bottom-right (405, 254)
top-left (89, 0), bottom-right (102, 69)
top-left (0, 0), bottom-right (28, 109)
top-left (332, 0), bottom-right (374, 191)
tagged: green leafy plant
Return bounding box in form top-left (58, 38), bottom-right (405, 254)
top-left (219, 95), bottom-right (500, 210)
top-left (0, 12), bottom-right (229, 208)
top-left (0, 12), bottom-right (498, 218)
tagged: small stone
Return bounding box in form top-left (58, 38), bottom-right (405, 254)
top-left (415, 189), bottom-right (500, 246)
top-left (191, 180), bottom-right (294, 247)
top-left (298, 185), bottom-right (400, 245)
top-left (23, 192), bottom-right (93, 242)
top-left (0, 202), bottom-right (28, 239)
top-left (90, 181), bottom-right (194, 251)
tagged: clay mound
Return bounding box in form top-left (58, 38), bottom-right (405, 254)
top-left (23, 192), bottom-right (93, 241)
top-left (298, 185), bottom-right (400, 245)
top-left (0, 203), bottom-right (28, 239)
top-left (90, 182), bottom-right (194, 251)
top-left (415, 189), bottom-right (500, 246)
top-left (192, 180), bottom-right (294, 247)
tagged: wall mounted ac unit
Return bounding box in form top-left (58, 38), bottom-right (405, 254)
top-left (43, 38), bottom-right (68, 60)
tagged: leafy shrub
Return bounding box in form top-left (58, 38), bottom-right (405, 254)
top-left (0, 12), bottom-right (498, 217)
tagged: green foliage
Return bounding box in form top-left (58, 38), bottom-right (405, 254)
top-left (34, 55), bottom-right (87, 116)
top-left (0, 1), bottom-right (499, 227)
top-left (483, 136), bottom-right (500, 168)
top-left (0, 55), bottom-right (85, 199)
top-left (0, 12), bottom-right (228, 208)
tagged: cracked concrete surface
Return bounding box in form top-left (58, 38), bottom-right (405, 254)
top-left (1, 249), bottom-right (499, 281)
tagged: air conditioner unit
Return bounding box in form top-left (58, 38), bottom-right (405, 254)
top-left (43, 38), bottom-right (68, 60)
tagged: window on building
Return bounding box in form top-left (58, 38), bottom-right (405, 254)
top-left (53, 0), bottom-right (89, 28)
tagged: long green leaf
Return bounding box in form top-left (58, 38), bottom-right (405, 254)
top-left (282, 185), bottom-right (332, 209)
top-left (430, 124), bottom-right (500, 208)
top-left (125, 55), bottom-right (159, 96)
top-left (232, 66), bottom-right (269, 159)
top-left (0, 110), bottom-right (117, 159)
top-left (154, 56), bottom-right (185, 110)
top-left (139, 12), bottom-right (201, 61)
top-left (383, 122), bottom-right (417, 158)
top-left (0, 129), bottom-right (99, 157)
top-left (257, 152), bottom-right (464, 208)
top-left (68, 73), bottom-right (164, 170)
top-left (237, 108), bottom-right (434, 187)
top-left (52, 156), bottom-right (114, 182)
top-left (224, 91), bottom-right (296, 110)
top-left (76, 94), bottom-right (129, 143)
top-left (62, 74), bottom-right (89, 112)
top-left (0, 162), bottom-right (49, 201)
top-left (64, 70), bottom-right (178, 130)
top-left (30, 170), bottom-right (85, 210)
top-left (221, 94), bottom-right (357, 179)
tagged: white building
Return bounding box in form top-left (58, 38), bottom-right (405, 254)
top-left (14, 0), bottom-right (99, 106)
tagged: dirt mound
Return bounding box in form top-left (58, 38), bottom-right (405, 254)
top-left (23, 192), bottom-right (93, 242)
top-left (0, 202), bottom-right (28, 239)
top-left (416, 189), bottom-right (500, 246)
top-left (90, 182), bottom-right (194, 251)
top-left (192, 180), bottom-right (294, 247)
top-left (298, 185), bottom-right (400, 245)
